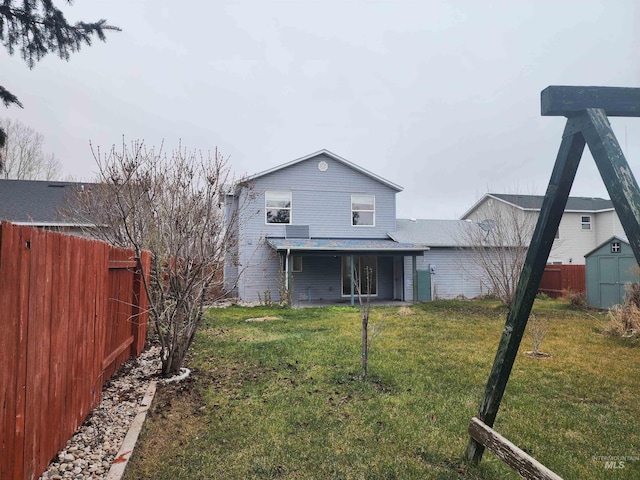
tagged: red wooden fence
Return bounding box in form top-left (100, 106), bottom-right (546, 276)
top-left (538, 264), bottom-right (586, 298)
top-left (0, 222), bottom-right (150, 480)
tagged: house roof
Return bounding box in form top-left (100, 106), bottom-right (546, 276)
top-left (461, 193), bottom-right (614, 218)
top-left (266, 237), bottom-right (427, 254)
top-left (246, 149), bottom-right (403, 192)
top-left (0, 179), bottom-right (93, 226)
top-left (389, 219), bottom-right (487, 247)
top-left (584, 234), bottom-right (631, 257)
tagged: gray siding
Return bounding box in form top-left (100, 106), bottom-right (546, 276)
top-left (290, 255), bottom-right (394, 304)
top-left (290, 255), bottom-right (342, 302)
top-left (223, 194), bottom-right (239, 294)
top-left (237, 239), bottom-right (283, 303)
top-left (404, 249), bottom-right (495, 301)
top-left (246, 153), bottom-right (397, 239)
top-left (233, 153), bottom-right (400, 302)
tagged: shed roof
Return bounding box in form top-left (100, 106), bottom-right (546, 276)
top-left (0, 179), bottom-right (93, 226)
top-left (246, 149), bottom-right (403, 192)
top-left (584, 234), bottom-right (630, 257)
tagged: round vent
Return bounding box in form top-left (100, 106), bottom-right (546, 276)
top-left (318, 160), bottom-right (328, 172)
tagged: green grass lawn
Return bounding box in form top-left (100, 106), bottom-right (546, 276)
top-left (123, 299), bottom-right (640, 479)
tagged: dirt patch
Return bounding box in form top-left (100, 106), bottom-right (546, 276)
top-left (525, 351), bottom-right (552, 359)
top-left (245, 316), bottom-right (281, 322)
top-left (397, 306), bottom-right (414, 317)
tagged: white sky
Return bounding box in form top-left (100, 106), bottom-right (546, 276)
top-left (2, 0), bottom-right (639, 219)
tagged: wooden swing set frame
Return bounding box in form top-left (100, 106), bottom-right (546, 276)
top-left (465, 85), bottom-right (640, 479)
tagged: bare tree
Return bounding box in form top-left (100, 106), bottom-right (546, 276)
top-left (353, 264), bottom-right (384, 378)
top-left (0, 117), bottom-right (61, 179)
top-left (68, 139), bottom-right (244, 376)
top-left (527, 313), bottom-right (549, 356)
top-left (460, 197), bottom-right (536, 307)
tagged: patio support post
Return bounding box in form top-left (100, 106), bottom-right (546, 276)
top-left (285, 249), bottom-right (290, 294)
top-left (350, 255), bottom-right (355, 306)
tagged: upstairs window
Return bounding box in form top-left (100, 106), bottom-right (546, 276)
top-left (581, 216), bottom-right (591, 230)
top-left (266, 191), bottom-right (291, 224)
top-left (611, 241), bottom-right (621, 253)
top-left (352, 194), bottom-right (375, 226)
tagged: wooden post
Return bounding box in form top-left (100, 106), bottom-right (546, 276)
top-left (467, 86), bottom-right (640, 468)
top-left (466, 117), bottom-right (586, 463)
top-left (468, 418), bottom-right (563, 480)
top-left (580, 108), bottom-right (640, 265)
top-left (131, 251), bottom-right (151, 357)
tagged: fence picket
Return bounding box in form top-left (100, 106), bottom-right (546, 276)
top-left (538, 265), bottom-right (585, 298)
top-left (0, 222), bottom-right (150, 480)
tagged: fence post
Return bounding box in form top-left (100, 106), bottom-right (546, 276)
top-left (131, 251), bottom-right (151, 356)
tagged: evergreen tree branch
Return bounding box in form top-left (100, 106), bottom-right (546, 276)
top-left (0, 1), bottom-right (119, 149)
top-left (1, 1), bottom-right (120, 67)
top-left (0, 85), bottom-right (23, 108)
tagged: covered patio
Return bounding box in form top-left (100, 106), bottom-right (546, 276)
top-left (266, 238), bottom-right (428, 305)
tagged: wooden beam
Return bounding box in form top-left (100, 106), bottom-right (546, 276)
top-left (108, 260), bottom-right (138, 269)
top-left (581, 108), bottom-right (640, 266)
top-left (466, 118), bottom-right (586, 464)
top-left (468, 418), bottom-right (563, 480)
top-left (541, 86), bottom-right (640, 117)
top-left (102, 336), bottom-right (134, 370)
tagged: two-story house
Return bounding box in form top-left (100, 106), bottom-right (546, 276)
top-left (461, 193), bottom-right (623, 265)
top-left (223, 150), bottom-right (428, 304)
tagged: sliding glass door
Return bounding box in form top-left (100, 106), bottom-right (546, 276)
top-left (341, 255), bottom-right (377, 296)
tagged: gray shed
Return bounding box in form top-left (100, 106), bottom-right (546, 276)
top-left (585, 235), bottom-right (640, 309)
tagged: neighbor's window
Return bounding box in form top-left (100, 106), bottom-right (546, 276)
top-left (266, 191), bottom-right (291, 224)
top-left (352, 194), bottom-right (375, 226)
top-left (581, 216), bottom-right (591, 230)
top-left (611, 241), bottom-right (621, 253)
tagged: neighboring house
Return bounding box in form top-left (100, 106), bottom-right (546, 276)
top-left (0, 179), bottom-right (95, 235)
top-left (223, 150), bottom-right (428, 304)
top-left (585, 235), bottom-right (640, 309)
top-left (462, 193), bottom-right (623, 265)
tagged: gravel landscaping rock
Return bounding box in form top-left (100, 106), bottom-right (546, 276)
top-left (38, 347), bottom-right (161, 480)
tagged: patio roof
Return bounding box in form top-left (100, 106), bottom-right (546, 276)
top-left (266, 237), bottom-right (427, 254)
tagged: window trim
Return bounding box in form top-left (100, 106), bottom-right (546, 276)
top-left (351, 194), bottom-right (375, 227)
top-left (581, 215), bottom-right (591, 230)
top-left (265, 191), bottom-right (292, 225)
